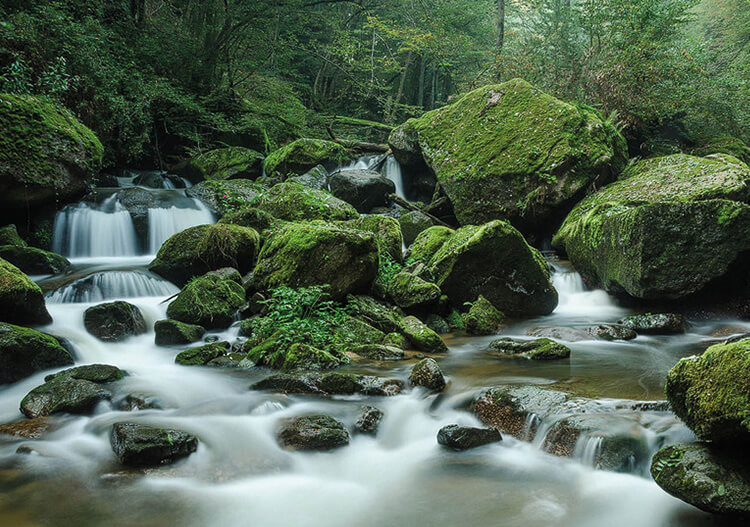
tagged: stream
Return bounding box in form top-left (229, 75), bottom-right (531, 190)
top-left (0, 168), bottom-right (747, 527)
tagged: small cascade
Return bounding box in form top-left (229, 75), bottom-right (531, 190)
top-left (46, 270), bottom-right (178, 303)
top-left (551, 262), bottom-right (625, 318)
top-left (575, 436), bottom-right (604, 467)
top-left (382, 155), bottom-right (406, 199)
top-left (52, 195), bottom-right (139, 258)
top-left (147, 199), bottom-right (214, 253)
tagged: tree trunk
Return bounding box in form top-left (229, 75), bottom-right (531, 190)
top-left (418, 55), bottom-right (426, 109)
top-left (497, 0), bottom-right (505, 55)
top-left (388, 50), bottom-right (413, 124)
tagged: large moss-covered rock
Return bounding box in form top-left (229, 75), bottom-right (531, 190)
top-left (166, 273), bottom-right (246, 329)
top-left (253, 221), bottom-right (378, 300)
top-left (186, 147), bottom-right (264, 181)
top-left (389, 79), bottom-right (627, 232)
top-left (110, 423), bottom-right (198, 467)
top-left (463, 296), bottom-right (505, 335)
top-left (0, 322), bottom-right (73, 384)
top-left (346, 295), bottom-right (402, 334)
top-left (251, 182), bottom-right (357, 222)
top-left (187, 179), bottom-right (265, 215)
top-left (409, 358), bottom-right (446, 391)
top-left (154, 319), bottom-right (206, 346)
top-left (408, 226), bottom-right (455, 264)
top-left (399, 211), bottom-right (434, 246)
top-left (264, 138), bottom-right (350, 176)
top-left (665, 339), bottom-right (750, 444)
top-left (692, 136), bottom-right (750, 165)
top-left (0, 94), bottom-right (103, 213)
top-left (83, 301), bottom-right (146, 342)
top-left (0, 225), bottom-right (26, 247)
top-left (426, 221), bottom-right (557, 315)
top-left (344, 215), bottom-right (403, 262)
top-left (651, 442), bottom-right (750, 518)
top-left (277, 414), bottom-right (350, 451)
top-left (0, 258), bottom-right (52, 325)
top-left (329, 169), bottom-right (395, 212)
top-left (287, 165), bottom-right (329, 190)
top-left (20, 376), bottom-right (112, 418)
top-left (0, 245), bottom-right (70, 275)
top-left (149, 224), bottom-right (260, 286)
top-left (175, 341), bottom-right (230, 366)
top-left (553, 154), bottom-right (750, 299)
top-left (245, 333), bottom-right (343, 372)
top-left (399, 316), bottom-right (447, 353)
top-left (387, 272), bottom-right (441, 311)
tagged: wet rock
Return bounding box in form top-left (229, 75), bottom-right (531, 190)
top-left (399, 211), bottom-right (434, 246)
top-left (0, 246), bottom-right (70, 275)
top-left (251, 181), bottom-right (357, 222)
top-left (83, 301), bottom-right (146, 342)
top-left (154, 319), bottom-right (206, 346)
top-left (424, 314), bottom-right (450, 335)
top-left (218, 207), bottom-right (278, 236)
top-left (387, 272), bottom-right (441, 311)
top-left (335, 316), bottom-right (386, 346)
top-left (0, 417), bottom-right (57, 439)
top-left (187, 179), bottom-right (264, 216)
top-left (45, 364), bottom-right (124, 383)
top-left (346, 295), bottom-right (402, 334)
top-left (110, 423), bottom-right (198, 467)
top-left (488, 338), bottom-right (571, 360)
top-left (264, 138), bottom-right (350, 177)
top-left (351, 344), bottom-right (405, 361)
top-left (186, 147), bottom-right (264, 181)
top-left (526, 326), bottom-right (591, 342)
top-left (252, 372), bottom-right (403, 396)
top-left (252, 372), bottom-right (325, 395)
top-left (618, 313), bottom-right (686, 335)
top-left (20, 377), bottom-right (112, 418)
top-left (245, 336), bottom-right (343, 372)
top-left (207, 352), bottom-right (248, 368)
top-left (344, 215), bottom-right (404, 263)
top-left (175, 342), bottom-right (230, 366)
top-left (383, 332), bottom-right (410, 350)
top-left (277, 414), bottom-right (350, 451)
top-left (409, 358), bottom-right (446, 392)
top-left (399, 316), bottom-right (447, 353)
top-left (651, 442), bottom-right (750, 518)
top-left (117, 394), bottom-right (162, 412)
top-left (166, 273), bottom-right (246, 329)
top-left (0, 323), bottom-right (73, 384)
top-left (254, 221), bottom-right (378, 301)
top-left (287, 165), bottom-right (328, 190)
top-left (0, 259), bottom-right (52, 325)
top-left (665, 338), bottom-right (750, 443)
top-left (354, 406), bottom-right (384, 435)
top-left (463, 296), bottom-right (505, 336)
top-left (437, 425), bottom-right (502, 450)
top-left (329, 169), bottom-right (395, 213)
top-left (585, 324), bottom-right (637, 341)
top-left (149, 224), bottom-right (260, 287)
top-left (408, 226), bottom-right (455, 265)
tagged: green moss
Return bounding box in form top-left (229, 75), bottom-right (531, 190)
top-left (188, 147), bottom-right (264, 181)
top-left (334, 316), bottom-right (385, 345)
top-left (0, 225), bottom-right (26, 247)
top-left (245, 331), bottom-right (343, 372)
top-left (175, 342), bottom-right (229, 366)
top-left (0, 258), bottom-right (51, 325)
top-left (444, 309), bottom-right (465, 331)
top-left (386, 272), bottom-right (441, 310)
top-left (251, 181), bottom-right (357, 222)
top-left (149, 223), bottom-right (260, 286)
top-left (187, 179), bottom-right (265, 216)
top-left (0, 93), bottom-right (103, 191)
top-left (383, 332), bottom-right (410, 349)
top-left (665, 339), bottom-right (750, 443)
top-left (400, 79), bottom-right (627, 227)
top-left (407, 226), bottom-right (455, 265)
top-left (691, 136), bottom-right (750, 164)
top-left (463, 296), bottom-right (505, 335)
top-left (217, 206), bottom-right (280, 237)
top-left (154, 319), bottom-right (206, 346)
top-left (399, 315), bottom-right (447, 353)
top-left (0, 245), bottom-right (70, 275)
top-left (264, 138), bottom-right (350, 176)
top-left (0, 321), bottom-right (73, 384)
top-left (166, 274), bottom-right (246, 329)
top-left (344, 215), bottom-right (403, 263)
top-left (253, 221), bottom-right (378, 300)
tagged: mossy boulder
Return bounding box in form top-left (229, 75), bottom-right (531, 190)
top-left (287, 165), bottom-right (329, 190)
top-left (651, 442), bottom-right (750, 517)
top-left (83, 301), bottom-right (146, 342)
top-left (0, 258), bottom-right (52, 325)
top-left (399, 316), bottom-right (447, 353)
top-left (186, 147), bottom-right (264, 181)
top-left (110, 423), bottom-right (198, 467)
top-left (344, 215), bottom-right (403, 263)
top-left (0, 225), bottom-right (26, 247)
top-left (245, 332), bottom-right (343, 372)
top-left (264, 138), bottom-right (350, 176)
top-left (408, 226), bottom-right (455, 265)
top-left (334, 315), bottom-right (385, 346)
top-left (0, 94), bottom-right (103, 213)
top-left (45, 364), bottom-right (124, 384)
top-left (0, 322), bottom-right (73, 384)
top-left (218, 206), bottom-right (279, 236)
top-left (618, 313), bottom-right (685, 335)
top-left (20, 376), bottom-right (112, 418)
top-left (351, 344), bottom-right (405, 361)
top-left (175, 341), bottom-right (229, 366)
top-left (253, 221), bottom-right (378, 300)
top-left (277, 414), bottom-right (350, 451)
top-left (253, 371), bottom-right (404, 396)
top-left (692, 136), bottom-right (750, 164)
top-left (355, 406), bottom-right (384, 435)
top-left (553, 154), bottom-right (750, 299)
top-left (154, 319), bottom-right (206, 346)
top-left (437, 425), bottom-right (502, 451)
top-left (329, 169), bottom-right (395, 212)
top-left (0, 245), bottom-right (70, 275)
top-left (399, 211), bottom-right (434, 246)
top-left (463, 296), bottom-right (505, 335)
top-left (383, 332), bottom-right (410, 349)
top-left (665, 339), bottom-right (750, 444)
top-left (389, 79), bottom-right (627, 233)
top-left (409, 358), bottom-right (446, 391)
top-left (387, 272), bottom-right (441, 311)
top-left (251, 182), bottom-right (357, 222)
top-left (426, 221), bottom-right (557, 315)
top-left (166, 273), bottom-right (246, 329)
top-left (149, 224), bottom-right (260, 286)
top-left (187, 179), bottom-right (265, 215)
top-left (346, 295), bottom-right (402, 334)
top-left (488, 337), bottom-right (571, 360)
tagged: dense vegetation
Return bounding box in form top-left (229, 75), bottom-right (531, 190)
top-left (1, 0), bottom-right (746, 167)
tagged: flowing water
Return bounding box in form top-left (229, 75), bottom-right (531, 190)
top-left (1, 171), bottom-right (747, 526)
top-left (337, 154), bottom-right (407, 200)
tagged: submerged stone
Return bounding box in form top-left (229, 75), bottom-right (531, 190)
top-left (83, 301), bottom-right (146, 342)
top-left (437, 425), bottom-right (502, 450)
top-left (488, 337), bottom-right (571, 360)
top-left (277, 414), bottom-right (350, 451)
top-left (110, 423), bottom-right (198, 467)
top-left (354, 406), bottom-right (384, 435)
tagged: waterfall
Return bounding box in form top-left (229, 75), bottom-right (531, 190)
top-left (147, 199), bottom-right (214, 254)
top-left (46, 270), bottom-right (178, 303)
top-left (551, 263), bottom-right (625, 318)
top-left (52, 195), bottom-right (139, 258)
top-left (382, 155), bottom-right (406, 199)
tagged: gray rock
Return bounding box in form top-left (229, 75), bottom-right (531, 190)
top-left (437, 425), bottom-right (502, 450)
top-left (618, 313), bottom-right (686, 335)
top-left (329, 169), bottom-right (395, 212)
top-left (277, 415), bottom-right (350, 451)
top-left (287, 165), bottom-right (328, 190)
top-left (488, 337), bottom-right (570, 360)
top-left (409, 358), bottom-right (446, 392)
top-left (354, 406), bottom-right (384, 435)
top-left (83, 301), bottom-right (146, 342)
top-left (399, 211), bottom-right (434, 246)
top-left (110, 423), bottom-right (198, 466)
top-left (20, 377), bottom-right (112, 418)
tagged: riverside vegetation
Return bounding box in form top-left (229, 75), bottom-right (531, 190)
top-left (0, 1), bottom-right (749, 526)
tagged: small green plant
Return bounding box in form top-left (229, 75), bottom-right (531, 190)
top-left (375, 253), bottom-right (404, 288)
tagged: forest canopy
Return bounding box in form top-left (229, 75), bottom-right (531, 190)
top-left (0, 0), bottom-right (747, 166)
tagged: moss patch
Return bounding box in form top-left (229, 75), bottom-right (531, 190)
top-left (264, 138), bottom-right (350, 176)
